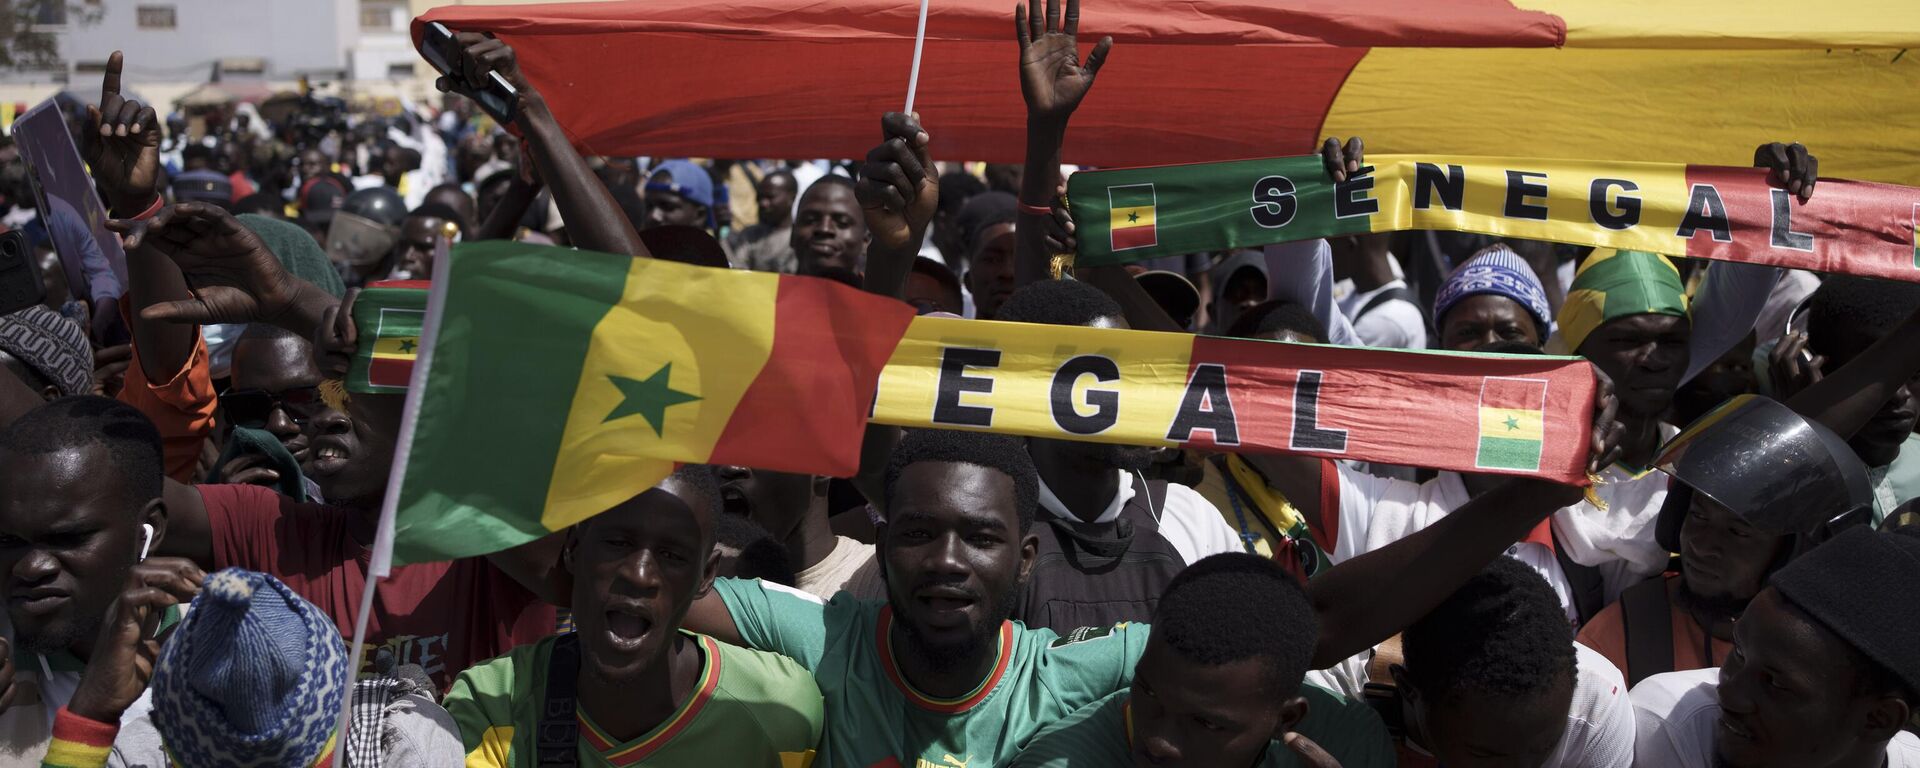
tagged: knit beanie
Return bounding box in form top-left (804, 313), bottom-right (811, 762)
top-left (0, 305), bottom-right (91, 397)
top-left (1771, 526), bottom-right (1920, 701)
top-left (152, 568), bottom-right (347, 767)
top-left (240, 213), bottom-right (347, 299)
top-left (1433, 244), bottom-right (1553, 339)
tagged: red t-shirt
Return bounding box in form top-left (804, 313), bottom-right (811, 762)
top-left (198, 483), bottom-right (557, 690)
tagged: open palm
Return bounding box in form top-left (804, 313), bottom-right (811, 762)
top-left (1016, 0), bottom-right (1112, 126)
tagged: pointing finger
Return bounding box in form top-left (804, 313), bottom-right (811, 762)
top-left (101, 51), bottom-right (124, 102)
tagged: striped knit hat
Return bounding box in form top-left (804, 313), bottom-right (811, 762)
top-left (1556, 248), bottom-right (1689, 353)
top-left (1433, 244), bottom-right (1553, 339)
top-left (152, 569), bottom-right (346, 767)
top-left (0, 305), bottom-right (90, 397)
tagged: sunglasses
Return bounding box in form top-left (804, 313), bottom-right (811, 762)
top-left (221, 387), bottom-right (324, 429)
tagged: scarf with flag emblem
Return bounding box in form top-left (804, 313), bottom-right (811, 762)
top-left (1068, 154), bottom-right (1920, 283)
top-left (375, 242), bottom-right (1604, 565)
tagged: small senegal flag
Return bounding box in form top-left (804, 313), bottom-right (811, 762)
top-left (1476, 377), bottom-right (1548, 472)
top-left (1911, 203), bottom-right (1919, 269)
top-left (381, 241), bottom-right (914, 565)
top-left (1108, 184), bottom-right (1157, 251)
top-left (348, 280), bottom-right (428, 394)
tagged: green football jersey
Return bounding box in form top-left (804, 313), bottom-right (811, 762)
top-left (713, 578), bottom-right (1152, 768)
top-left (444, 631), bottom-right (823, 767)
top-left (1008, 687), bottom-right (1396, 768)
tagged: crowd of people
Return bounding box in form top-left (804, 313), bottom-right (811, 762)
top-left (0, 1), bottom-right (1917, 766)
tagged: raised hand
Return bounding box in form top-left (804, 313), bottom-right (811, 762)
top-left (65, 558), bottom-right (204, 724)
top-left (1769, 329), bottom-right (1826, 400)
top-left (1320, 136), bottom-right (1365, 183)
top-left (1015, 0), bottom-right (1112, 129)
top-left (434, 31), bottom-right (538, 121)
top-left (1283, 732), bottom-right (1344, 768)
top-left (1587, 363), bottom-right (1626, 474)
top-left (84, 52), bottom-right (162, 216)
top-left (110, 203), bottom-right (305, 327)
top-left (856, 112), bottom-right (937, 255)
top-left (1753, 141), bottom-right (1818, 204)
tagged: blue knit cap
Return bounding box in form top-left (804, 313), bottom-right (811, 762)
top-left (1433, 244), bottom-right (1553, 338)
top-left (152, 568), bottom-right (347, 767)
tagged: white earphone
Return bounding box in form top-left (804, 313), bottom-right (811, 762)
top-left (139, 523), bottom-right (154, 562)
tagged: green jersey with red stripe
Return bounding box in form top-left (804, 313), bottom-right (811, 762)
top-left (713, 578), bottom-right (1152, 768)
top-left (444, 631), bottom-right (823, 767)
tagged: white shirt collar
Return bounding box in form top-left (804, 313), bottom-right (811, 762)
top-left (1037, 469), bottom-right (1135, 525)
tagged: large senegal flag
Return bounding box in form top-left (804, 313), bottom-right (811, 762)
top-left (1069, 155), bottom-right (1920, 282)
top-left (380, 241), bottom-right (915, 565)
top-left (416, 1), bottom-right (1920, 185)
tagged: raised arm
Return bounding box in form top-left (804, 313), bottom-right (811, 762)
top-left (1305, 367), bottom-right (1623, 667)
top-left (849, 112), bottom-right (940, 511)
top-left (1784, 296), bottom-right (1920, 442)
top-left (1012, 0), bottom-right (1111, 287)
top-left (86, 53), bottom-right (195, 380)
top-left (1679, 142), bottom-right (1811, 384)
top-left (435, 32), bottom-right (648, 259)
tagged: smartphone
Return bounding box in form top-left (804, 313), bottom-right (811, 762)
top-left (420, 22), bottom-right (520, 126)
top-left (0, 231), bottom-right (45, 318)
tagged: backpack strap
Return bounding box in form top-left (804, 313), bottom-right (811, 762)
top-left (537, 633), bottom-right (582, 767)
top-left (1357, 286), bottom-right (1417, 321)
top-left (1552, 528), bottom-right (1607, 624)
top-left (1620, 577), bottom-right (1675, 688)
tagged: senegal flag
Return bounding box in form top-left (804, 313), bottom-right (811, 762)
top-left (349, 280), bottom-right (428, 394)
top-left (1476, 377), bottom-right (1548, 472)
top-left (381, 241), bottom-right (914, 564)
top-left (1108, 184), bottom-right (1158, 251)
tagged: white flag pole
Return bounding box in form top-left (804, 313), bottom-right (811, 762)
top-left (904, 0), bottom-right (931, 114)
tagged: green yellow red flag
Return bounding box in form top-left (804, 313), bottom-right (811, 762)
top-left (381, 243), bottom-right (1601, 564)
top-left (349, 280), bottom-right (429, 394)
top-left (1069, 155), bottom-right (1920, 283)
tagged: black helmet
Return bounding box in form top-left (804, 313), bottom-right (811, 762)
top-left (1653, 394), bottom-right (1874, 552)
top-left (341, 186), bottom-right (406, 228)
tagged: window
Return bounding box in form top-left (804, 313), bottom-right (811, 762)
top-left (30, 1), bottom-right (68, 26)
top-left (387, 62), bottom-right (415, 78)
top-left (358, 2), bottom-right (400, 31)
top-left (135, 5), bottom-right (174, 29)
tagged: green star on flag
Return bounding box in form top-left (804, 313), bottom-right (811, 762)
top-left (605, 363), bottom-right (702, 435)
top-left (398, 339), bottom-right (417, 353)
top-left (1504, 416), bottom-right (1520, 430)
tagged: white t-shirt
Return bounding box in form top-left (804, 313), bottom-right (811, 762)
top-left (1554, 644), bottom-right (1639, 768)
top-left (1036, 470), bottom-right (1242, 566)
top-left (1632, 668), bottom-right (1920, 768)
top-left (794, 535), bottom-right (885, 603)
top-left (1329, 465), bottom-right (1577, 625)
top-left (1338, 278), bottom-right (1428, 350)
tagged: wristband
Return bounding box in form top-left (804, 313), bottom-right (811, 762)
top-left (127, 196), bottom-right (166, 221)
top-left (1017, 201), bottom-right (1054, 216)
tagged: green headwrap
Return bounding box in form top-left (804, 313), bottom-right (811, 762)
top-left (238, 213), bottom-right (346, 299)
top-left (1557, 249), bottom-right (1689, 353)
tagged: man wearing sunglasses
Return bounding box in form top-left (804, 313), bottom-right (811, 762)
top-left (211, 324), bottom-right (329, 502)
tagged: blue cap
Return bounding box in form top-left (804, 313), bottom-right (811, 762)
top-left (645, 159), bottom-right (715, 209)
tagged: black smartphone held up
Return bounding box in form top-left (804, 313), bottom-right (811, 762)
top-left (0, 230), bottom-right (45, 318)
top-left (420, 22), bottom-right (520, 126)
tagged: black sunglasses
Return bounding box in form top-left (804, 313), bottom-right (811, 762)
top-left (221, 387), bottom-right (323, 429)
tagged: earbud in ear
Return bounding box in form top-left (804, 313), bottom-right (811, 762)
top-left (139, 523), bottom-right (155, 562)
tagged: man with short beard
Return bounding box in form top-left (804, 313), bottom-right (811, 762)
top-left (994, 279), bottom-right (1241, 634)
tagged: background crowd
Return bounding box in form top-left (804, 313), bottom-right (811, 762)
top-left (0, 1), bottom-right (1917, 767)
